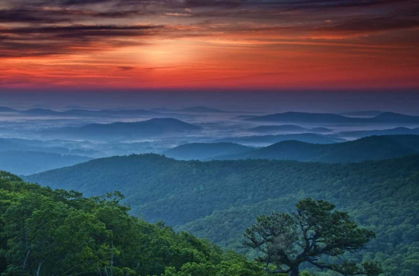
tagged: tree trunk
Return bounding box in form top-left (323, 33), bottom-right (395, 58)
top-left (289, 267), bottom-right (299, 276)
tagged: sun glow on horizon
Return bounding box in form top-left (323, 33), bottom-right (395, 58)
top-left (0, 0), bottom-right (417, 90)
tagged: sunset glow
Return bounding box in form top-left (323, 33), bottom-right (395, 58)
top-left (0, 0), bottom-right (418, 89)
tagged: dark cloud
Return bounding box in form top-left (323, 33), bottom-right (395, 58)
top-left (0, 0), bottom-right (417, 57)
top-left (314, 6), bottom-right (419, 36)
top-left (0, 25), bottom-right (162, 57)
top-left (0, 8), bottom-right (69, 23)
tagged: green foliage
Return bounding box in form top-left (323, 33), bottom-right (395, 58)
top-left (162, 252), bottom-right (270, 276)
top-left (244, 198), bottom-right (383, 275)
top-left (0, 171), bottom-right (266, 276)
top-left (25, 154), bottom-right (419, 276)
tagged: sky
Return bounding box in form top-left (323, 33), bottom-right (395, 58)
top-left (0, 0), bottom-right (418, 90)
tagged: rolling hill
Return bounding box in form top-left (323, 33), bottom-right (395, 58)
top-left (61, 108), bottom-right (158, 117)
top-left (180, 106), bottom-right (225, 113)
top-left (0, 138), bottom-right (71, 154)
top-left (216, 135), bottom-right (419, 163)
top-left (0, 150), bottom-right (91, 175)
top-left (247, 111), bottom-right (419, 124)
top-left (0, 107), bottom-right (18, 112)
top-left (217, 133), bottom-right (343, 146)
top-left (41, 118), bottom-right (202, 139)
top-left (164, 142), bottom-right (254, 160)
top-left (25, 154), bottom-right (419, 275)
top-left (341, 110), bottom-right (384, 117)
top-left (338, 127), bottom-right (419, 138)
top-left (370, 112), bottom-right (419, 123)
top-left (20, 108), bottom-right (159, 117)
top-left (21, 108), bottom-right (61, 116)
top-left (247, 112), bottom-right (354, 123)
top-left (248, 125), bottom-right (333, 134)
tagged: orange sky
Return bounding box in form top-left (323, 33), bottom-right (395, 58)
top-left (0, 0), bottom-right (418, 90)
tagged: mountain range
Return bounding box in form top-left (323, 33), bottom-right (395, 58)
top-left (340, 110), bottom-right (384, 117)
top-left (248, 125), bottom-right (333, 134)
top-left (0, 150), bottom-right (91, 175)
top-left (337, 127), bottom-right (419, 138)
top-left (164, 135), bottom-right (419, 162)
top-left (215, 135), bottom-right (419, 162)
top-left (247, 111), bottom-right (419, 124)
top-left (0, 107), bottom-right (18, 113)
top-left (180, 106), bottom-right (226, 113)
top-left (217, 133), bottom-right (343, 145)
top-left (164, 142), bottom-right (254, 160)
top-left (0, 106), bottom-right (226, 117)
top-left (41, 118), bottom-right (202, 139)
top-left (22, 108), bottom-right (159, 117)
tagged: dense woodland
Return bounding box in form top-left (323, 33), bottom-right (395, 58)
top-left (26, 154), bottom-right (419, 276)
top-left (0, 172), bottom-right (271, 276)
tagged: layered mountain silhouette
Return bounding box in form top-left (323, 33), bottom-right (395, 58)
top-left (247, 111), bottom-right (419, 124)
top-left (0, 150), bottom-right (90, 175)
top-left (217, 133), bottom-right (343, 145)
top-left (41, 118), bottom-right (202, 139)
top-left (0, 107), bottom-right (18, 112)
top-left (338, 127), bottom-right (419, 138)
top-left (21, 108), bottom-right (158, 117)
top-left (164, 142), bottom-right (254, 160)
top-left (215, 135), bottom-right (419, 163)
top-left (180, 106), bottom-right (226, 113)
top-left (164, 135), bottom-right (419, 162)
top-left (341, 110), bottom-right (384, 117)
top-left (248, 125), bottom-right (333, 134)
top-left (0, 138), bottom-right (72, 154)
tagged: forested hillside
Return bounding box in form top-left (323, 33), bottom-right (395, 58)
top-left (26, 154), bottom-right (419, 275)
top-left (0, 172), bottom-right (268, 276)
top-left (164, 135), bottom-right (419, 162)
top-left (0, 151), bottom-right (91, 175)
top-left (216, 135), bottom-right (419, 162)
top-left (164, 143), bottom-right (254, 160)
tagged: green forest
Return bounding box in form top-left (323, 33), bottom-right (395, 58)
top-left (1, 171), bottom-right (386, 276)
top-left (0, 172), bottom-right (271, 276)
top-left (26, 154), bottom-right (419, 276)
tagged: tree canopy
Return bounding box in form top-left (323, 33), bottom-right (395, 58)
top-left (0, 171), bottom-right (268, 276)
top-left (244, 199), bottom-right (383, 276)
top-left (26, 154), bottom-right (419, 275)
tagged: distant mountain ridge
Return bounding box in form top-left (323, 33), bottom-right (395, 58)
top-left (341, 110), bottom-right (384, 117)
top-left (247, 111), bottom-right (419, 124)
top-left (180, 106), bottom-right (226, 113)
top-left (0, 150), bottom-right (91, 175)
top-left (21, 108), bottom-right (159, 117)
top-left (338, 127), bottom-right (419, 138)
top-left (164, 142), bottom-right (254, 160)
top-left (0, 138), bottom-right (74, 155)
top-left (41, 118), bottom-right (202, 139)
top-left (216, 135), bottom-right (419, 163)
top-left (0, 106), bottom-right (18, 112)
top-left (13, 106), bottom-right (227, 116)
top-left (217, 133), bottom-right (343, 146)
top-left (248, 125), bottom-right (333, 134)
